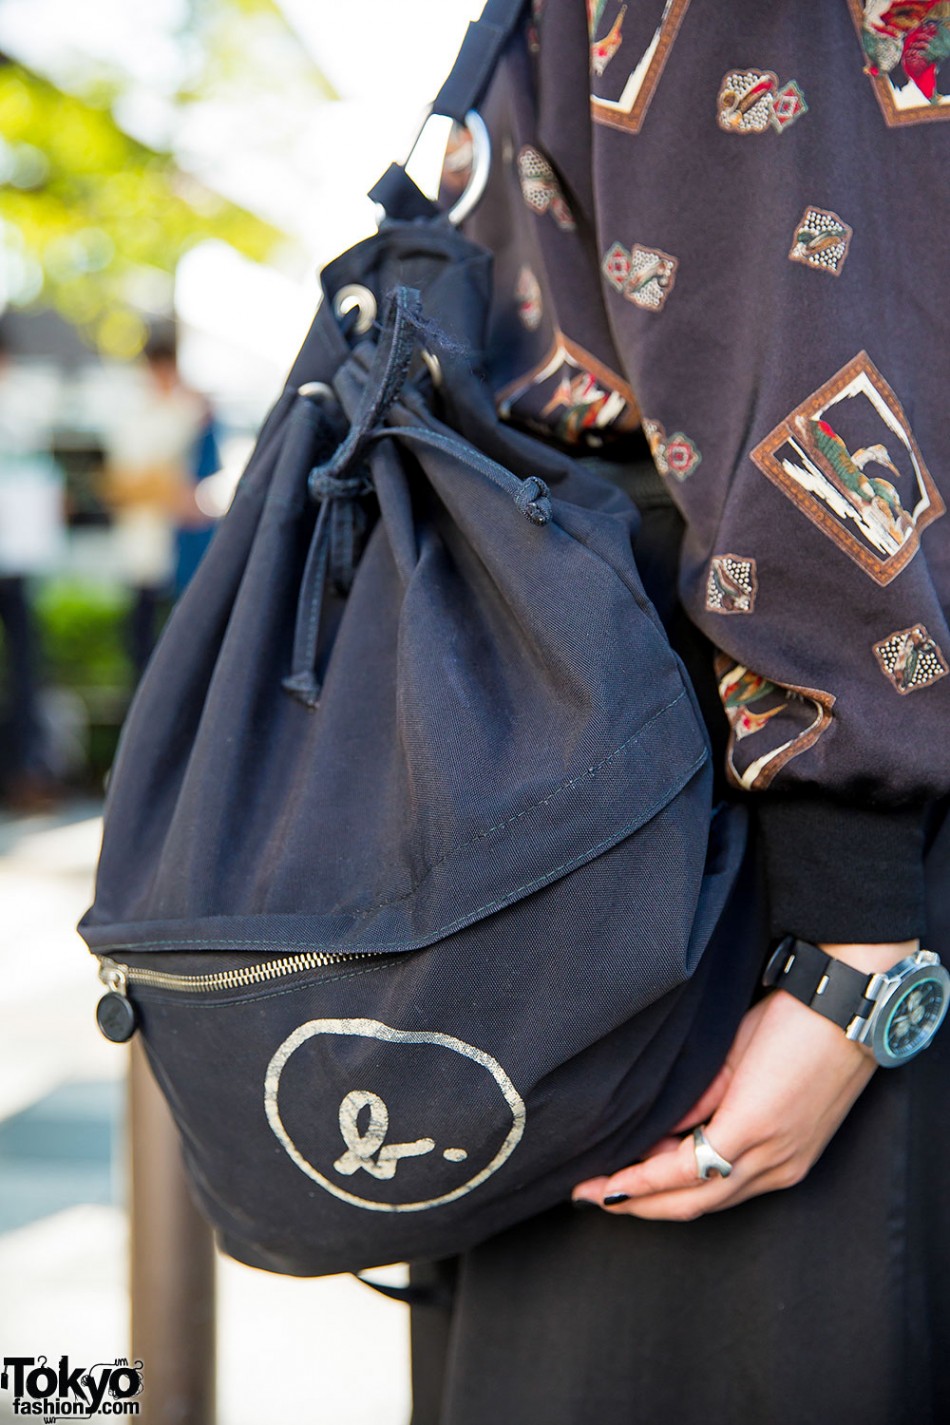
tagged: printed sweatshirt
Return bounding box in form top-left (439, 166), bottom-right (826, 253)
top-left (446, 0), bottom-right (950, 943)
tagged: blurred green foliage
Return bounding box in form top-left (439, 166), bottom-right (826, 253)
top-left (34, 579), bottom-right (133, 692)
top-left (0, 580), bottom-right (139, 782)
top-left (0, 65), bottom-right (284, 356)
top-left (175, 0), bottom-right (338, 105)
top-left (0, 0), bottom-right (337, 356)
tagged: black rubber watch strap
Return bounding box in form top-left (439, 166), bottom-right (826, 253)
top-left (763, 936), bottom-right (879, 1032)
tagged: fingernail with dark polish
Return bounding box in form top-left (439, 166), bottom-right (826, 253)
top-left (603, 1192), bottom-right (630, 1205)
top-left (571, 1197), bottom-right (599, 1210)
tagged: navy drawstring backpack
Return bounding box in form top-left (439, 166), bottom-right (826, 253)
top-left (78, 0), bottom-right (765, 1278)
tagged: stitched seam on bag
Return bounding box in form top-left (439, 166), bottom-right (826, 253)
top-left (91, 689), bottom-right (695, 954)
top-left (92, 741), bottom-right (707, 954)
top-left (344, 686), bottom-right (691, 920)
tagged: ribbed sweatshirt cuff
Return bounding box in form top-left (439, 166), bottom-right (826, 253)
top-left (755, 795), bottom-right (928, 943)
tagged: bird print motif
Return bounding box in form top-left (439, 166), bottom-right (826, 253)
top-left (714, 658), bottom-right (837, 790)
top-left (515, 266), bottom-right (543, 331)
top-left (626, 249), bottom-right (672, 299)
top-left (587, 0), bottom-right (608, 36)
top-left (494, 335), bottom-right (641, 442)
top-left (751, 353), bottom-right (943, 584)
top-left (861, 0), bottom-right (950, 104)
top-left (602, 241), bottom-right (679, 310)
top-left (809, 419), bottom-right (913, 541)
top-left (788, 207), bottom-right (853, 275)
top-left (718, 667), bottom-right (787, 739)
top-left (716, 69), bottom-right (808, 132)
top-left (591, 5), bottom-right (626, 75)
top-left (589, 0), bottom-right (694, 134)
top-left (539, 370), bottom-right (626, 442)
top-left (706, 555), bottom-right (758, 614)
top-left (796, 225), bottom-right (845, 256)
top-left (517, 147), bottom-right (577, 230)
top-left (718, 71), bottom-right (778, 129)
top-left (873, 624), bottom-right (949, 693)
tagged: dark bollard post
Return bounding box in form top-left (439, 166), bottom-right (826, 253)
top-left (129, 1037), bottom-right (217, 1425)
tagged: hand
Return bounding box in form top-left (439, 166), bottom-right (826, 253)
top-left (572, 940), bottom-right (915, 1221)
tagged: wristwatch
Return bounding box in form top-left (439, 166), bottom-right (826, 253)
top-left (762, 936), bottom-right (950, 1067)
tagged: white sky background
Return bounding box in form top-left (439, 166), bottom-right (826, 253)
top-left (0, 0), bottom-right (482, 400)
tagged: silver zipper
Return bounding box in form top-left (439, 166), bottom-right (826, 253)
top-left (97, 948), bottom-right (365, 997)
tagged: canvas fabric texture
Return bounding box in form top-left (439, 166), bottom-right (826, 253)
top-left (79, 218), bottom-right (766, 1275)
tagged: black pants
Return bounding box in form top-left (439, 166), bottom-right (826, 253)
top-left (0, 575), bottom-right (44, 788)
top-left (129, 585), bottom-right (165, 683)
top-left (409, 996), bottom-right (950, 1425)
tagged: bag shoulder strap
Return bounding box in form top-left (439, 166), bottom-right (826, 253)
top-left (432, 0), bottom-right (527, 123)
top-left (368, 0), bottom-right (525, 220)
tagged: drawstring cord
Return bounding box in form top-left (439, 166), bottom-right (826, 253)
top-left (282, 285), bottom-right (422, 708)
top-left (283, 284), bottom-right (552, 708)
top-left (375, 423), bottom-right (552, 525)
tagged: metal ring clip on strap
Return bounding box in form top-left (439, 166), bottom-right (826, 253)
top-left (369, 107), bottom-right (491, 229)
top-left (369, 0), bottom-right (526, 225)
top-left (400, 108), bottom-right (492, 228)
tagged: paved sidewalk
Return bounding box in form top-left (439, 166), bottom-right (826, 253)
top-left (0, 806), bottom-right (411, 1424)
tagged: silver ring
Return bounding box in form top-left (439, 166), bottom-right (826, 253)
top-left (381, 107), bottom-right (491, 227)
top-left (444, 111), bottom-right (491, 226)
top-left (693, 1125), bottom-right (733, 1180)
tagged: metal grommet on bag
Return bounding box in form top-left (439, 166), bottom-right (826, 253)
top-left (297, 381), bottom-right (334, 401)
top-left (333, 284), bottom-right (377, 336)
top-left (421, 349), bottom-right (443, 389)
top-left (693, 1125), bottom-right (733, 1180)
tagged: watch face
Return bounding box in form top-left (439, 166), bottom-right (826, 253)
top-left (880, 974), bottom-right (949, 1064)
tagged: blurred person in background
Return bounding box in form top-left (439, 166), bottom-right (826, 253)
top-left (174, 397), bottom-right (223, 600)
top-left (0, 325), bottom-right (66, 810)
top-left (99, 334), bottom-right (220, 681)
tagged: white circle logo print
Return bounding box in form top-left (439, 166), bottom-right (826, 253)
top-left (263, 1018), bottom-right (526, 1212)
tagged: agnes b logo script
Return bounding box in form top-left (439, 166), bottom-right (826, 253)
top-left (264, 1019), bottom-right (526, 1211)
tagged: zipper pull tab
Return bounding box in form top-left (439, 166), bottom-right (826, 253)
top-left (96, 956), bottom-right (138, 1043)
